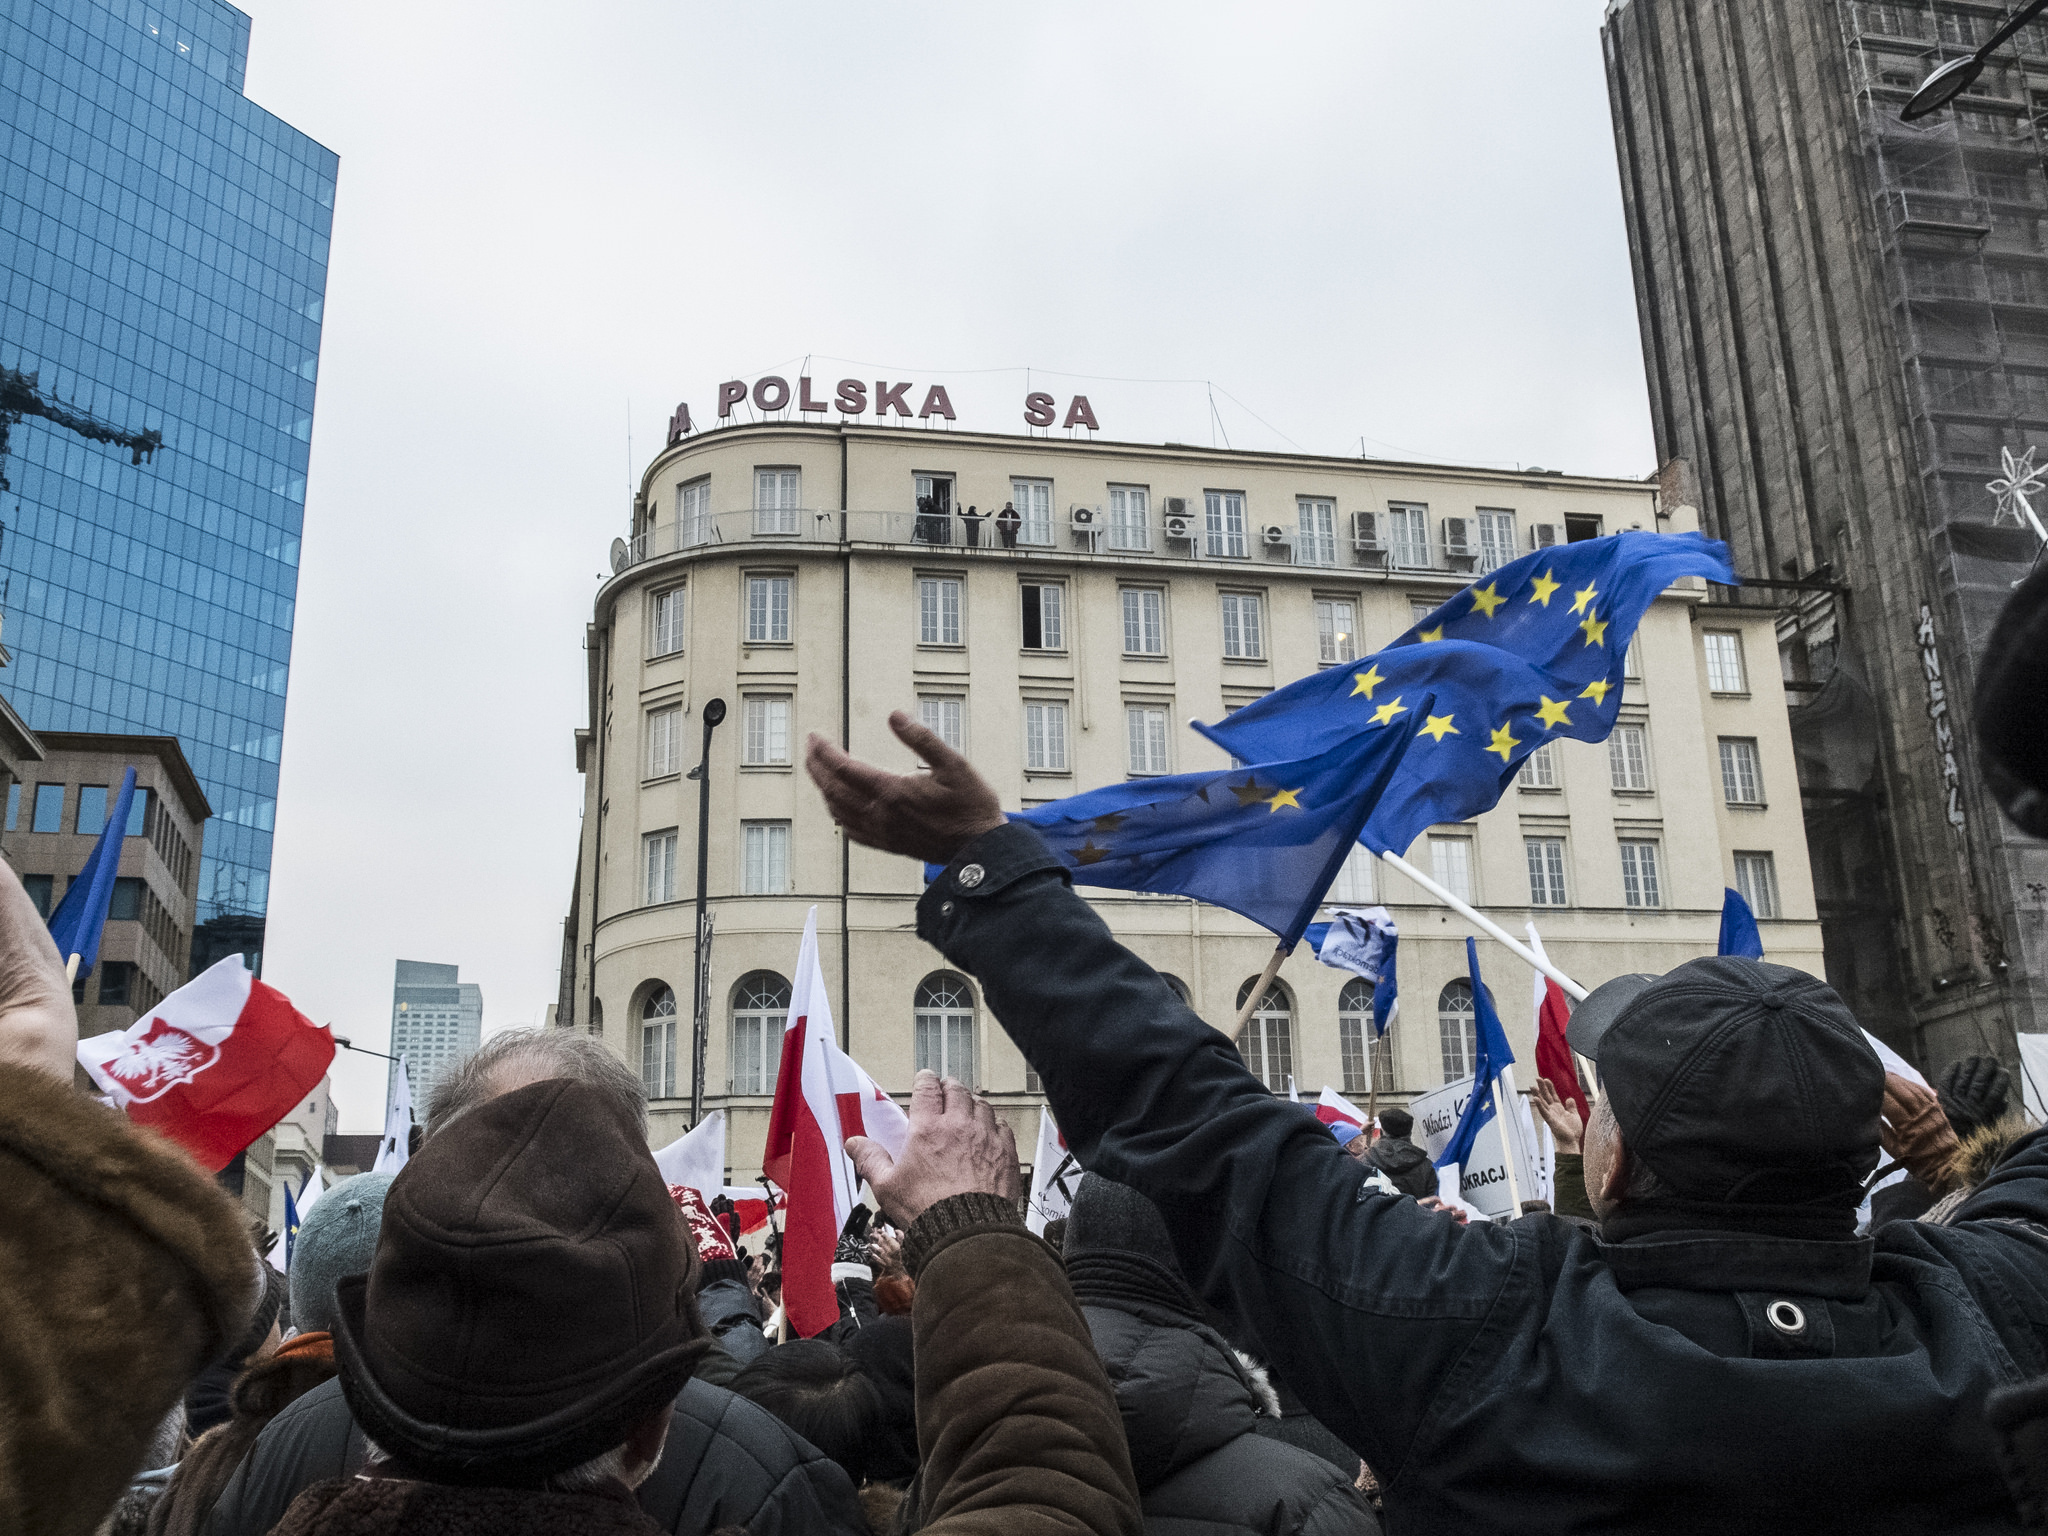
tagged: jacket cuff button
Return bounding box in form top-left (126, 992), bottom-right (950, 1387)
top-left (956, 863), bottom-right (985, 890)
top-left (939, 901), bottom-right (955, 916)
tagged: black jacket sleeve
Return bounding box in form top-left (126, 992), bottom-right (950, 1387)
top-left (916, 822), bottom-right (1521, 1478)
top-left (202, 1377), bottom-right (365, 1536)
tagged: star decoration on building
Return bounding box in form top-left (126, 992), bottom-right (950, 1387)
top-left (1091, 814), bottom-right (1127, 833)
top-left (1418, 713), bottom-right (1459, 741)
top-left (1529, 569), bottom-right (1561, 607)
top-left (1371, 696), bottom-right (1410, 726)
top-left (1579, 613), bottom-right (1609, 647)
top-left (1579, 678), bottom-right (1612, 705)
top-left (1486, 723), bottom-right (1521, 762)
top-left (1074, 839), bottom-right (1111, 865)
top-left (1350, 665), bottom-right (1385, 698)
top-left (1265, 787), bottom-right (1303, 812)
top-left (1468, 582), bottom-right (1506, 619)
top-left (1535, 695), bottom-right (1572, 729)
top-left (1418, 624), bottom-right (1445, 643)
top-left (1227, 777), bottom-right (1269, 808)
top-left (1570, 582), bottom-right (1599, 616)
top-left (1988, 445), bottom-right (2048, 534)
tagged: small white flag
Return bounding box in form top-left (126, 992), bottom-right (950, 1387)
top-left (1026, 1105), bottom-right (1081, 1236)
top-left (374, 1057), bottom-right (413, 1174)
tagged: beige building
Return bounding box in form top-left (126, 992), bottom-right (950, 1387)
top-left (562, 421), bottom-right (1821, 1178)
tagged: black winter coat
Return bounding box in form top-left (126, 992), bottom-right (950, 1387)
top-left (1364, 1136), bottom-right (1436, 1198)
top-left (920, 823), bottom-right (2048, 1535)
top-left (202, 1375), bottom-right (868, 1536)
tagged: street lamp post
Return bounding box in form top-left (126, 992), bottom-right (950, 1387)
top-left (687, 698), bottom-right (726, 1126)
top-left (1902, 1), bottom-right (2048, 121)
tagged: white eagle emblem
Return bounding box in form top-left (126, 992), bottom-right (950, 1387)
top-left (100, 1016), bottom-right (219, 1102)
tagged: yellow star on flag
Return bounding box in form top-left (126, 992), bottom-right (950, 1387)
top-left (1370, 696), bottom-right (1409, 726)
top-left (1091, 814), bottom-right (1127, 833)
top-left (1418, 625), bottom-right (1445, 643)
top-left (1579, 678), bottom-right (1611, 705)
top-left (1529, 569), bottom-right (1560, 607)
top-left (1535, 695), bottom-right (1571, 729)
top-left (1227, 778), bottom-right (1268, 808)
top-left (1570, 582), bottom-right (1599, 617)
top-left (1468, 583), bottom-right (1506, 619)
top-left (1266, 787), bottom-right (1303, 812)
top-left (1486, 723), bottom-right (1521, 762)
top-left (1579, 613), bottom-right (1609, 648)
top-left (1418, 713), bottom-right (1458, 741)
top-left (1074, 840), bottom-right (1111, 865)
top-left (1350, 666), bottom-right (1385, 698)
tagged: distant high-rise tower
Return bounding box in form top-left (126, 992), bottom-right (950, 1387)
top-left (0, 1), bottom-right (337, 971)
top-left (1602, 0), bottom-right (2048, 1066)
top-left (390, 960), bottom-right (483, 1110)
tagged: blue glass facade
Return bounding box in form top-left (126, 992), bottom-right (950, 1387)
top-left (0, 0), bottom-right (334, 945)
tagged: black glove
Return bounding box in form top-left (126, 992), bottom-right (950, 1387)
top-left (1938, 1055), bottom-right (2012, 1139)
top-left (834, 1205), bottom-right (875, 1264)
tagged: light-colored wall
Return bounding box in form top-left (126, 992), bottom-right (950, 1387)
top-left (574, 423), bottom-right (1822, 1178)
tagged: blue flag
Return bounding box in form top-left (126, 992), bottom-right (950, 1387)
top-left (47, 766), bottom-right (137, 978)
top-left (1304, 912), bottom-right (1398, 1034)
top-left (1004, 701), bottom-right (1425, 949)
top-left (1434, 938), bottom-right (1518, 1176)
top-left (1196, 533), bottom-right (1737, 856)
top-left (282, 1179), bottom-right (302, 1267)
top-left (1719, 887), bottom-right (1764, 959)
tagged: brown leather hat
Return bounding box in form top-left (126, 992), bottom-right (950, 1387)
top-left (332, 1078), bottom-right (708, 1484)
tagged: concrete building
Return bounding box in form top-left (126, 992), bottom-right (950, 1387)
top-left (268, 1075), bottom-right (337, 1237)
top-left (389, 960), bottom-right (482, 1111)
top-left (561, 419), bottom-right (1822, 1176)
top-left (1601, 0), bottom-right (2048, 1069)
top-left (2, 732), bottom-right (207, 1032)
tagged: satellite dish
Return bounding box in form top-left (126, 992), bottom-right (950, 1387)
top-left (609, 537), bottom-right (628, 575)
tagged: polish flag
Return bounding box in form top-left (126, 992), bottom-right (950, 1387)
top-left (1526, 923), bottom-right (1590, 1126)
top-left (654, 1110), bottom-right (738, 1261)
top-left (77, 955), bottom-right (334, 1173)
top-left (1315, 1085), bottom-right (1369, 1131)
top-left (721, 1186), bottom-right (781, 1236)
top-left (762, 907), bottom-right (908, 1338)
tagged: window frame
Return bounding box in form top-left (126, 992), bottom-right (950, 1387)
top-left (1703, 630), bottom-right (1749, 694)
top-left (31, 783), bottom-right (63, 835)
top-left (744, 572), bottom-right (793, 645)
top-left (646, 703), bottom-right (683, 780)
top-left (914, 972), bottom-right (979, 1087)
top-left (1328, 843), bottom-right (1376, 906)
top-left (753, 466), bottom-right (801, 535)
top-left (1296, 497), bottom-right (1338, 566)
top-left (649, 586), bottom-right (686, 659)
top-left (1314, 597), bottom-right (1358, 665)
top-left (1108, 484), bottom-right (1151, 551)
top-left (1525, 835), bottom-right (1569, 907)
top-left (1734, 850), bottom-right (1781, 920)
top-left (741, 820), bottom-right (792, 895)
top-left (1518, 740), bottom-right (1560, 790)
top-left (641, 984), bottom-right (679, 1101)
top-left (1438, 980), bottom-right (1477, 1084)
top-left (917, 694), bottom-right (966, 753)
top-left (1608, 720), bottom-right (1653, 793)
top-left (1220, 590), bottom-right (1265, 660)
top-left (1020, 581), bottom-right (1066, 651)
top-left (741, 696), bottom-right (793, 768)
top-left (1387, 502), bottom-right (1431, 568)
top-left (1428, 834), bottom-right (1475, 902)
top-left (917, 574), bottom-right (965, 648)
top-left (1120, 586), bottom-right (1166, 656)
top-left (644, 828), bottom-right (679, 906)
top-left (728, 972), bottom-right (790, 1095)
top-left (1234, 979), bottom-right (1294, 1092)
top-left (677, 476), bottom-right (713, 547)
top-left (1204, 490), bottom-right (1249, 559)
top-left (1011, 477), bottom-right (1054, 546)
top-left (1023, 698), bottom-right (1071, 774)
top-left (1475, 508), bottom-right (1516, 573)
top-left (1619, 839), bottom-right (1664, 909)
top-left (1125, 704), bottom-right (1170, 776)
top-left (1719, 736), bottom-right (1764, 806)
top-left (1338, 980), bottom-right (1395, 1095)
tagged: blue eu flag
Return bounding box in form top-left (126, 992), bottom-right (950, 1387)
top-left (47, 766), bottom-right (138, 978)
top-left (1006, 699), bottom-right (1425, 949)
top-left (1434, 938), bottom-right (1518, 1176)
top-left (1196, 533), bottom-right (1736, 856)
top-left (1719, 887), bottom-right (1764, 959)
top-left (282, 1180), bottom-right (302, 1267)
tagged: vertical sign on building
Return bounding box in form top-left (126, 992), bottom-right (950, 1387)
top-left (1917, 604), bottom-right (1965, 832)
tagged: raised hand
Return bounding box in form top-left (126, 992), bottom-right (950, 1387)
top-left (806, 712), bottom-right (1007, 867)
top-left (846, 1069), bottom-right (1022, 1229)
top-left (1532, 1077), bottom-right (1585, 1156)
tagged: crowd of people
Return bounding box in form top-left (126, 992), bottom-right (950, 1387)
top-left (11, 570), bottom-right (2048, 1534)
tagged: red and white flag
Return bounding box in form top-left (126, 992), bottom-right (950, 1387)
top-left (1526, 923), bottom-right (1590, 1126)
top-left (654, 1110), bottom-right (736, 1261)
top-left (77, 955), bottom-right (334, 1173)
top-left (762, 907), bottom-right (908, 1338)
top-left (720, 1186), bottom-right (781, 1236)
top-left (1315, 1085), bottom-right (1368, 1131)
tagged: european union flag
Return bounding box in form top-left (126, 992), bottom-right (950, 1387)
top-left (282, 1179), bottom-right (301, 1267)
top-left (1719, 887), bottom-right (1764, 959)
top-left (1196, 533), bottom-right (1736, 856)
top-left (47, 766), bottom-right (137, 978)
top-left (1007, 700), bottom-right (1424, 948)
top-left (1434, 938), bottom-right (1518, 1176)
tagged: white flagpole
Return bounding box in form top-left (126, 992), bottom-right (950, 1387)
top-left (1495, 1064), bottom-right (1528, 1215)
top-left (1380, 851), bottom-right (1587, 1000)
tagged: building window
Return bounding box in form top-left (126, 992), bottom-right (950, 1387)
top-left (1205, 490), bottom-right (1248, 559)
top-left (1608, 723), bottom-right (1651, 791)
top-left (742, 822), bottom-right (791, 894)
top-left (678, 478), bottom-right (712, 546)
top-left (1025, 701), bottom-right (1070, 772)
top-left (1438, 980), bottom-right (1477, 1083)
top-left (914, 972), bottom-right (977, 1086)
top-left (746, 575), bottom-right (791, 644)
top-left (651, 588), bottom-right (685, 658)
top-left (1734, 851), bottom-right (1781, 919)
top-left (1109, 484), bottom-right (1150, 550)
top-left (918, 695), bottom-right (965, 752)
top-left (641, 985), bottom-right (678, 1101)
top-left (21, 874), bottom-right (51, 917)
top-left (1339, 978), bottom-right (1395, 1093)
top-left (1476, 508), bottom-right (1516, 572)
top-left (32, 784), bottom-right (63, 834)
top-left (644, 829), bottom-right (678, 904)
top-left (1297, 498), bottom-right (1338, 566)
top-left (647, 705), bottom-right (682, 779)
top-left (913, 473), bottom-right (955, 542)
top-left (1719, 737), bottom-right (1763, 805)
top-left (98, 961), bottom-right (133, 1007)
top-left (109, 877), bottom-right (144, 921)
top-left (75, 785), bottom-right (110, 836)
top-left (1234, 979), bottom-right (1293, 1091)
top-left (1410, 599), bottom-right (1439, 625)
top-left (918, 577), bottom-right (963, 646)
top-left (3, 783), bottom-right (15, 830)
top-left (1121, 588), bottom-right (1165, 655)
top-left (1703, 631), bottom-right (1748, 693)
top-left (1315, 599), bottom-right (1357, 664)
top-left (1518, 741), bottom-right (1559, 789)
top-left (1221, 592), bottom-right (1264, 659)
top-left (1012, 478), bottom-right (1054, 545)
top-left (1329, 843), bottom-right (1376, 905)
top-left (1387, 503), bottom-right (1430, 568)
top-left (1619, 840), bottom-right (1663, 909)
top-left (743, 698), bottom-right (792, 766)
top-left (1525, 837), bottom-right (1568, 906)
top-left (754, 468), bottom-right (800, 535)
top-left (1021, 582), bottom-right (1065, 650)
top-left (1126, 706), bottom-right (1169, 775)
top-left (729, 972), bottom-right (790, 1094)
top-left (1429, 835), bottom-right (1474, 902)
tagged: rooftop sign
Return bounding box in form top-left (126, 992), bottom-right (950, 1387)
top-left (666, 378), bottom-right (1098, 446)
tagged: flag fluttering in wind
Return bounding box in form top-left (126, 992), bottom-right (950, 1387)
top-left (1433, 940), bottom-right (1519, 1182)
top-left (1315, 1085), bottom-right (1369, 1131)
top-left (1527, 924), bottom-right (1589, 1127)
top-left (763, 907), bottom-right (909, 1338)
top-left (655, 1110), bottom-right (735, 1261)
top-left (1004, 703), bottom-right (1423, 948)
top-left (267, 1179), bottom-right (302, 1274)
top-left (1026, 1106), bottom-right (1079, 1237)
top-left (374, 1057), bottom-right (413, 1175)
top-left (721, 1186), bottom-right (781, 1237)
top-left (1308, 906), bottom-right (1399, 1034)
top-left (1719, 887), bottom-right (1764, 959)
top-left (47, 766), bottom-right (137, 979)
top-left (1198, 534), bottom-right (1737, 857)
top-left (77, 955), bottom-right (335, 1173)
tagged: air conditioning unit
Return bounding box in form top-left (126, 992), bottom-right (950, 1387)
top-left (1529, 522), bottom-right (1562, 550)
top-left (1353, 511), bottom-right (1388, 567)
top-left (1442, 516), bottom-right (1475, 557)
top-left (1165, 496), bottom-right (1188, 517)
top-left (1262, 524), bottom-right (1295, 547)
top-left (1071, 505), bottom-right (1098, 528)
top-left (1164, 514), bottom-right (1194, 540)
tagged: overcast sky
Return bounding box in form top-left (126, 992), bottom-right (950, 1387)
top-left (235, 1), bottom-right (1650, 1133)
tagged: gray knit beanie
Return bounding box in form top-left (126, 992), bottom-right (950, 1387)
top-left (290, 1172), bottom-right (393, 1336)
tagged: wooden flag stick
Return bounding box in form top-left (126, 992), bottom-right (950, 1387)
top-left (1366, 997), bottom-right (1397, 1132)
top-left (65, 953), bottom-right (80, 983)
top-left (1233, 943), bottom-right (1290, 1035)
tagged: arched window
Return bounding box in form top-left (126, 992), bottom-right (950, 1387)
top-left (1339, 978), bottom-right (1395, 1095)
top-left (729, 972), bottom-right (790, 1095)
top-left (915, 972), bottom-right (978, 1086)
top-left (589, 997), bottom-right (604, 1039)
top-left (1235, 978), bottom-right (1293, 1092)
top-left (1438, 980), bottom-right (1477, 1084)
top-left (640, 984), bottom-right (678, 1101)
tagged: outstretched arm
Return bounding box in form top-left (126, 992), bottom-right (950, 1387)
top-left (0, 858), bottom-right (77, 1083)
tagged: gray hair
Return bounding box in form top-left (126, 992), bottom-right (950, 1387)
top-left (424, 1027), bottom-right (646, 1140)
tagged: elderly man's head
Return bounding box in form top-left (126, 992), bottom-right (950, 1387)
top-left (424, 1027), bottom-right (645, 1141)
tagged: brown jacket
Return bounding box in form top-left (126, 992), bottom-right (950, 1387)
top-left (147, 1334), bottom-right (338, 1536)
top-left (0, 1060), bottom-right (258, 1536)
top-left (903, 1193), bottom-right (1142, 1536)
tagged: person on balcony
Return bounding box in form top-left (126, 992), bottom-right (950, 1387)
top-left (996, 501), bottom-right (1021, 548)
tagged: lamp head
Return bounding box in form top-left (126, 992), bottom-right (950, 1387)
top-left (1903, 54), bottom-right (1984, 121)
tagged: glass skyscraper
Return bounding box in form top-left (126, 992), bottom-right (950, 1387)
top-left (0, 0), bottom-right (334, 968)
